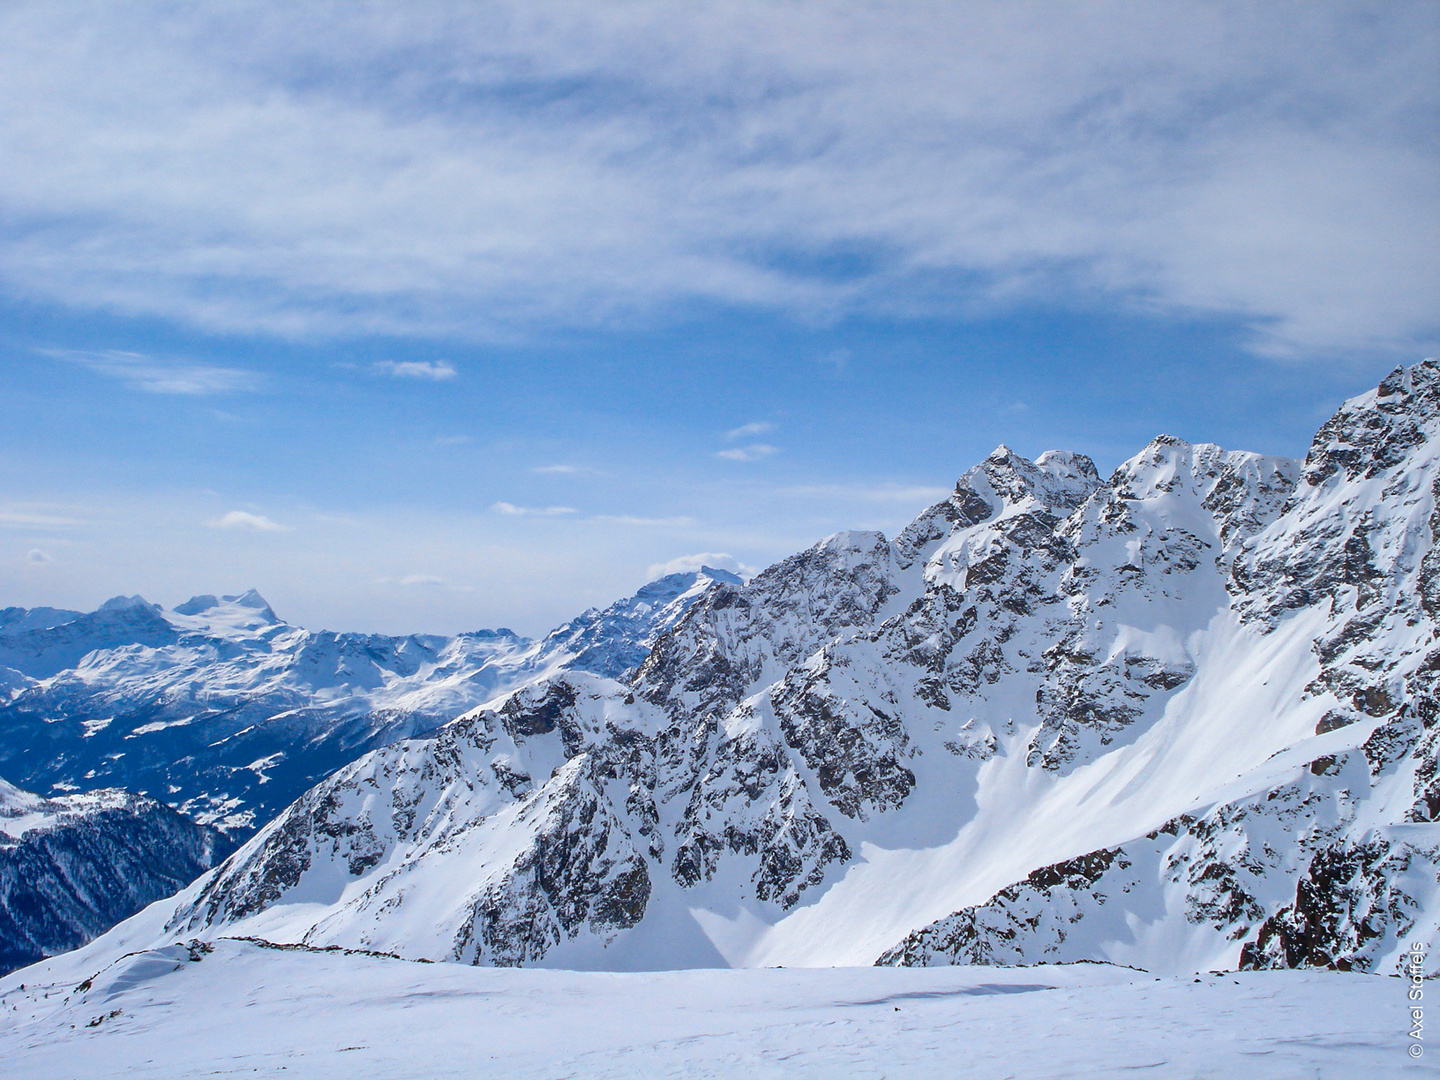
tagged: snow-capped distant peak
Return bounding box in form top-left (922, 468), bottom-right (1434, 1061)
top-left (633, 567), bottom-right (737, 606)
top-left (98, 595), bottom-right (160, 614)
top-left (169, 590), bottom-right (280, 633)
top-left (696, 565), bottom-right (744, 586)
top-left (226, 589), bottom-right (274, 612)
top-left (0, 606), bottom-right (84, 633)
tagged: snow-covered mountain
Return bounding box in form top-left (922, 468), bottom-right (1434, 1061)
top-left (86, 359), bottom-right (1433, 979)
top-left (0, 778), bottom-right (217, 974)
top-left (0, 568), bottom-right (740, 839)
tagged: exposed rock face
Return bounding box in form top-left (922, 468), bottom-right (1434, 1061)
top-left (168, 673), bottom-right (664, 964)
top-left (0, 778), bottom-right (217, 974)
top-left (883, 360), bottom-right (1440, 975)
top-left (26, 360), bottom-right (1440, 979)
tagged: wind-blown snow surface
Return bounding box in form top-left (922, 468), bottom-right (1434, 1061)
top-left (0, 569), bottom-right (739, 838)
top-left (13, 362), bottom-right (1440, 991)
top-left (0, 939), bottom-right (1412, 1079)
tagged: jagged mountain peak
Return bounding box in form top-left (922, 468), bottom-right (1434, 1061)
top-left (810, 528), bottom-right (889, 558)
top-left (1034, 448), bottom-right (1101, 482)
top-left (1301, 357), bottom-right (1440, 488)
top-left (984, 443), bottom-right (1018, 463)
top-left (535, 566), bottom-right (748, 684)
top-left (963, 445), bottom-right (1100, 518)
top-left (895, 445), bottom-right (1102, 571)
top-left (1088, 434), bottom-right (1307, 552)
top-left (632, 566), bottom-right (741, 605)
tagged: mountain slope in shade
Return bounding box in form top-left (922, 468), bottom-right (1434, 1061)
top-left (0, 777), bottom-right (217, 974)
top-left (12, 361), bottom-right (1440, 980)
top-left (0, 569), bottom-right (739, 840)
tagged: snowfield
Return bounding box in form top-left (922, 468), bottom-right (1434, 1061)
top-left (0, 938), bottom-right (1417, 1079)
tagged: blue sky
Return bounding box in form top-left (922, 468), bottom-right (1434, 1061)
top-left (2, 1), bottom-right (1437, 635)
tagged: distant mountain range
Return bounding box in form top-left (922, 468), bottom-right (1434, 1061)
top-left (3, 360), bottom-right (1437, 981)
top-left (0, 567), bottom-right (740, 839)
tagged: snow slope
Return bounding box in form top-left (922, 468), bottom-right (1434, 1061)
top-left (0, 937), bottom-right (1411, 1079)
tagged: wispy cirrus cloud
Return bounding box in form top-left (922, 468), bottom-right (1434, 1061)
top-left (491, 502), bottom-right (577, 517)
top-left (725, 421), bottom-right (775, 441)
top-left (42, 349), bottom-right (261, 395)
top-left (373, 360), bottom-right (456, 380)
top-left (0, 507), bottom-right (86, 528)
top-left (780, 483), bottom-right (951, 504)
top-left (487, 501), bottom-right (694, 527)
top-left (0, 3), bottom-right (1430, 356)
top-left (532, 464), bottom-right (605, 477)
top-left (594, 514), bottom-right (696, 528)
top-left (206, 510), bottom-right (289, 532)
top-left (717, 444), bottom-right (778, 463)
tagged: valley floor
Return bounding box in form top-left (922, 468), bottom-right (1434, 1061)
top-left (0, 940), bottom-right (1423, 1079)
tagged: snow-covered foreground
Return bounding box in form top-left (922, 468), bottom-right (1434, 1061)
top-left (0, 939), bottom-right (1420, 1079)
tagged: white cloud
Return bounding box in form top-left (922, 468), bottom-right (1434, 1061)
top-left (491, 502), bottom-right (577, 517)
top-left (432, 434), bottom-right (471, 447)
top-left (398, 573), bottom-right (445, 587)
top-left (0, 4), bottom-right (1430, 356)
top-left (594, 514), bottom-right (697, 528)
top-left (27, 548), bottom-right (52, 563)
top-left (373, 360), bottom-right (457, 380)
top-left (206, 510), bottom-right (289, 532)
top-left (532, 464), bottom-right (602, 476)
top-left (717, 444), bottom-right (778, 462)
top-left (725, 421), bottom-right (775, 440)
top-left (42, 349), bottom-right (260, 395)
top-left (0, 508), bottom-right (85, 528)
top-left (780, 483), bottom-right (951, 504)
